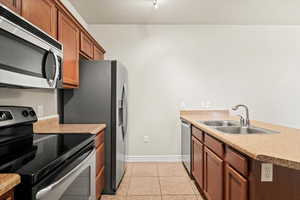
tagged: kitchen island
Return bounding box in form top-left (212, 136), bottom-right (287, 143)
top-left (181, 110), bottom-right (300, 200)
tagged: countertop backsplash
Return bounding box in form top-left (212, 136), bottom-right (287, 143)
top-left (0, 88), bottom-right (58, 118)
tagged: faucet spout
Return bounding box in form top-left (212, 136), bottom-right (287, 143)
top-left (232, 104), bottom-right (250, 127)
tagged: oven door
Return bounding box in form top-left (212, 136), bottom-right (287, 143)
top-left (33, 148), bottom-right (96, 200)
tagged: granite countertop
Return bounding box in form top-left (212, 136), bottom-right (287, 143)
top-left (33, 116), bottom-right (106, 134)
top-left (181, 110), bottom-right (300, 170)
top-left (0, 174), bottom-right (20, 196)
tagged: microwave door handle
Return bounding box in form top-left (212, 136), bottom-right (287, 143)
top-left (35, 149), bottom-right (95, 200)
top-left (52, 50), bottom-right (60, 88)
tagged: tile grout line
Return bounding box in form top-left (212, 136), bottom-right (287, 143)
top-left (126, 163), bottom-right (134, 197)
top-left (156, 162), bottom-right (163, 199)
top-left (113, 162), bottom-right (203, 200)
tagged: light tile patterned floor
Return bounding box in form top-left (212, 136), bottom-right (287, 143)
top-left (101, 162), bottom-right (204, 200)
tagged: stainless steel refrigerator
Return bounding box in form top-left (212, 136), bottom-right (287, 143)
top-left (61, 60), bottom-right (128, 194)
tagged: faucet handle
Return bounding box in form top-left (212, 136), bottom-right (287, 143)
top-left (232, 105), bottom-right (238, 111)
top-left (237, 115), bottom-right (246, 127)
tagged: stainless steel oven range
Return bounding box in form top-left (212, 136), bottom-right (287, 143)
top-left (0, 106), bottom-right (96, 200)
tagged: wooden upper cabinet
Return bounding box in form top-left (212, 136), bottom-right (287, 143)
top-left (0, 0), bottom-right (21, 14)
top-left (204, 147), bottom-right (223, 200)
top-left (225, 164), bottom-right (247, 200)
top-left (80, 32), bottom-right (94, 59)
top-left (93, 45), bottom-right (104, 60)
top-left (22, 0), bottom-right (57, 38)
top-left (192, 136), bottom-right (204, 190)
top-left (58, 11), bottom-right (80, 87)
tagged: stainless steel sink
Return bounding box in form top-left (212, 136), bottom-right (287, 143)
top-left (197, 120), bottom-right (278, 134)
top-left (215, 126), bottom-right (278, 134)
top-left (198, 120), bottom-right (239, 127)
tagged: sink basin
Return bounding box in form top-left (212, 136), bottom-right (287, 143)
top-left (216, 126), bottom-right (278, 134)
top-left (198, 120), bottom-right (239, 127)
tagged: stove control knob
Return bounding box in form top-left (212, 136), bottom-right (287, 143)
top-left (29, 110), bottom-right (36, 117)
top-left (22, 110), bottom-right (29, 117)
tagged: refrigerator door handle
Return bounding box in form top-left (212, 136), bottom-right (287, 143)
top-left (122, 84), bottom-right (128, 137)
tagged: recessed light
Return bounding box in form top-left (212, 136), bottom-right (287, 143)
top-left (153, 0), bottom-right (159, 9)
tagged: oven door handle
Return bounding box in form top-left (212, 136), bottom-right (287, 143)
top-left (35, 148), bottom-right (95, 200)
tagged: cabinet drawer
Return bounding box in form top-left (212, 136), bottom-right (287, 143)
top-left (225, 147), bottom-right (248, 177)
top-left (205, 133), bottom-right (224, 158)
top-left (96, 167), bottom-right (105, 200)
top-left (192, 126), bottom-right (204, 142)
top-left (95, 131), bottom-right (104, 148)
top-left (96, 143), bottom-right (105, 175)
top-left (80, 32), bottom-right (94, 58)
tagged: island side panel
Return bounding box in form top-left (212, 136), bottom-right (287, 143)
top-left (249, 159), bottom-right (300, 200)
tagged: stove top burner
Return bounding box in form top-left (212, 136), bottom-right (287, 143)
top-left (0, 133), bottom-right (95, 184)
top-left (0, 106), bottom-right (96, 185)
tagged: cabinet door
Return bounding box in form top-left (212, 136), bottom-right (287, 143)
top-left (0, 0), bottom-right (21, 14)
top-left (192, 136), bottom-right (204, 190)
top-left (22, 0), bottom-right (57, 38)
top-left (80, 32), bottom-right (93, 59)
top-left (225, 164), bottom-right (247, 200)
top-left (96, 167), bottom-right (105, 200)
top-left (58, 11), bottom-right (80, 87)
top-left (0, 189), bottom-right (14, 200)
top-left (93, 45), bottom-right (104, 60)
top-left (96, 143), bottom-right (105, 175)
top-left (204, 147), bottom-right (223, 200)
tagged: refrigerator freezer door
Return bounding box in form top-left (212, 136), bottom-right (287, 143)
top-left (115, 62), bottom-right (128, 189)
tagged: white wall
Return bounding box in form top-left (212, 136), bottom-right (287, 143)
top-left (60, 0), bottom-right (89, 30)
top-left (0, 89), bottom-right (57, 118)
top-left (0, 0), bottom-right (88, 118)
top-left (89, 24), bottom-right (300, 157)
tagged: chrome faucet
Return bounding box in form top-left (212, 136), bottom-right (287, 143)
top-left (232, 104), bottom-right (250, 127)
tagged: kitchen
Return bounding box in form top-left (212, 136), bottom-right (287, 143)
top-left (0, 0), bottom-right (299, 200)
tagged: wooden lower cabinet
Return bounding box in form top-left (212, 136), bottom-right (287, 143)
top-left (225, 164), bottom-right (247, 200)
top-left (96, 143), bottom-right (105, 175)
top-left (95, 131), bottom-right (105, 199)
top-left (58, 11), bottom-right (80, 87)
top-left (22, 0), bottom-right (57, 38)
top-left (204, 147), bottom-right (223, 200)
top-left (96, 167), bottom-right (105, 200)
top-left (0, 190), bottom-right (14, 200)
top-left (0, 0), bottom-right (21, 14)
top-left (192, 136), bottom-right (204, 190)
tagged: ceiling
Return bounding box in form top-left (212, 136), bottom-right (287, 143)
top-left (69, 0), bottom-right (300, 25)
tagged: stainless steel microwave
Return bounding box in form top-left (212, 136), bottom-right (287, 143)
top-left (0, 4), bottom-right (63, 88)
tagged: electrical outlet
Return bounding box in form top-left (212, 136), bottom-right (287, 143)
top-left (143, 136), bottom-right (150, 143)
top-left (37, 105), bottom-right (44, 117)
top-left (261, 163), bottom-right (273, 182)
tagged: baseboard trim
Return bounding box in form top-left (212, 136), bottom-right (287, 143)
top-left (127, 155), bottom-right (182, 162)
